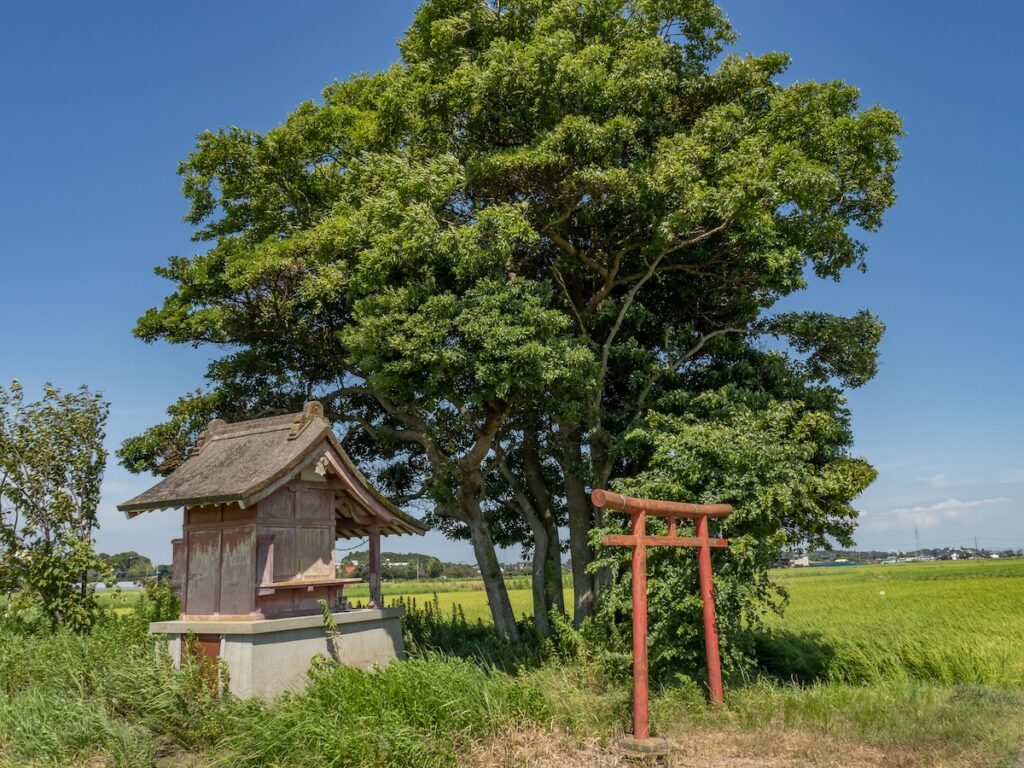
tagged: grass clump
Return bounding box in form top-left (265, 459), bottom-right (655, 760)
top-left (217, 657), bottom-right (552, 768)
top-left (0, 615), bottom-right (239, 767)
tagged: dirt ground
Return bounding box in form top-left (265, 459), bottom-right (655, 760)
top-left (463, 726), bottom-right (1000, 768)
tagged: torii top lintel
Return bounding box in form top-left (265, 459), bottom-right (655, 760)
top-left (591, 489), bottom-right (733, 519)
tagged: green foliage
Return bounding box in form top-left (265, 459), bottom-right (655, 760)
top-left (0, 381), bottom-right (114, 631)
top-left (100, 551), bottom-right (158, 581)
top-left (591, 387), bottom-right (876, 681)
top-left (339, 550), bottom-right (448, 580)
top-left (132, 579), bottom-right (180, 623)
top-left (397, 593), bottom-right (550, 672)
top-left (122, 0), bottom-right (902, 635)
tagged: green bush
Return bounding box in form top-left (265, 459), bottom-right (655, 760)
top-left (133, 579), bottom-right (180, 623)
top-left (397, 594), bottom-right (549, 672)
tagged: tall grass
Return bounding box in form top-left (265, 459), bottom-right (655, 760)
top-left (0, 605), bottom-right (555, 767)
top-left (0, 616), bottom-right (228, 766)
top-left (217, 658), bottom-right (551, 768)
top-left (2, 559), bottom-right (1024, 767)
top-left (758, 559), bottom-right (1024, 686)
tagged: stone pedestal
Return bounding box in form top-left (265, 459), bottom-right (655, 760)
top-left (152, 607), bottom-right (405, 699)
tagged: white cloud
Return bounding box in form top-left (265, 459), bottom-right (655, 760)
top-left (923, 473), bottom-right (949, 488)
top-left (1002, 469), bottom-right (1024, 484)
top-left (861, 497), bottom-right (1013, 531)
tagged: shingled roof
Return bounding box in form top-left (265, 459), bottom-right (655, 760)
top-left (118, 402), bottom-right (427, 537)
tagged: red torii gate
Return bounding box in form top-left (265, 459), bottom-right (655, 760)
top-left (592, 489), bottom-right (733, 741)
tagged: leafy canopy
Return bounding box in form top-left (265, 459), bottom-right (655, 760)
top-left (121, 0), bottom-right (901, 641)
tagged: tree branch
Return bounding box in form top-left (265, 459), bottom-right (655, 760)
top-left (632, 326), bottom-right (750, 423)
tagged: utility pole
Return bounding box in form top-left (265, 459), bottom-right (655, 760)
top-left (975, 537), bottom-right (979, 556)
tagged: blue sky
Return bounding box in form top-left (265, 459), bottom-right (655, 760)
top-left (1, 1), bottom-right (1021, 564)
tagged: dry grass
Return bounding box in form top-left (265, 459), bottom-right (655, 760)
top-left (465, 725), bottom-right (1016, 768)
top-left (666, 729), bottom-right (893, 768)
top-left (463, 728), bottom-right (626, 768)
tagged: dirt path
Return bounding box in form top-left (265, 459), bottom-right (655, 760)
top-left (465, 727), bottom-right (917, 768)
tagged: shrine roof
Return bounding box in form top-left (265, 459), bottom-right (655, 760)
top-left (117, 402), bottom-right (427, 536)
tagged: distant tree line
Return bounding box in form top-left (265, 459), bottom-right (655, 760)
top-left (97, 551), bottom-right (171, 582)
top-left (338, 550), bottom-right (548, 581)
top-left (791, 547), bottom-right (1023, 563)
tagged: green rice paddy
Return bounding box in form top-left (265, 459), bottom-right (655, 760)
top-left (105, 558), bottom-right (1024, 686)
top-left (362, 558), bottom-right (1024, 686)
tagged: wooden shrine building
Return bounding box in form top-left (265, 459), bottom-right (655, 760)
top-left (118, 401), bottom-right (427, 698)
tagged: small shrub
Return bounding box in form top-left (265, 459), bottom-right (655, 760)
top-left (397, 594), bottom-right (548, 672)
top-left (132, 579), bottom-right (180, 623)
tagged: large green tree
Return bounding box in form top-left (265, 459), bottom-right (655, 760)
top-left (121, 0), bottom-right (900, 637)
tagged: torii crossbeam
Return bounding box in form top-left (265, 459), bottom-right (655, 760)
top-left (592, 489), bottom-right (733, 740)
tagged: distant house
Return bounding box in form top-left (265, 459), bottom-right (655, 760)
top-left (791, 555), bottom-right (811, 567)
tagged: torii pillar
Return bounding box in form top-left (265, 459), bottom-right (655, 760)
top-left (592, 489), bottom-right (733, 741)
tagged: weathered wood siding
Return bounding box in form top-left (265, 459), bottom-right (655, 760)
top-left (182, 503), bottom-right (258, 617)
top-left (184, 528), bottom-right (220, 615)
top-left (253, 483), bottom-right (338, 618)
top-left (178, 483), bottom-right (338, 619)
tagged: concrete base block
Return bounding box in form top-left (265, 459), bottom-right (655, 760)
top-left (152, 607), bottom-right (405, 699)
top-left (617, 735), bottom-right (672, 765)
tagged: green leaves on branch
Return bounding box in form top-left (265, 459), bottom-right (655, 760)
top-left (0, 381), bottom-right (113, 631)
top-left (593, 389), bottom-right (876, 678)
top-left (765, 311), bottom-right (885, 388)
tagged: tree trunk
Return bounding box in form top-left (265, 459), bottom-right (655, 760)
top-left (452, 400), bottom-right (517, 638)
top-left (591, 455), bottom-right (616, 601)
top-left (520, 432), bottom-right (564, 623)
top-left (558, 427), bottom-right (596, 626)
top-left (565, 471), bottom-right (595, 626)
top-left (465, 505), bottom-right (519, 640)
top-left (542, 510), bottom-right (564, 614)
top-left (530, 522), bottom-right (551, 635)
top-left (494, 440), bottom-right (554, 636)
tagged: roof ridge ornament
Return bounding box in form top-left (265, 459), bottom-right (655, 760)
top-left (192, 418), bottom-right (227, 455)
top-left (289, 400), bottom-right (325, 440)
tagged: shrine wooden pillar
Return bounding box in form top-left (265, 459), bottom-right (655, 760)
top-left (368, 526), bottom-right (382, 608)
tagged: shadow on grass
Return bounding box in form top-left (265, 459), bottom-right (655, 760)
top-left (392, 594), bottom-right (551, 674)
top-left (752, 629), bottom-right (838, 684)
